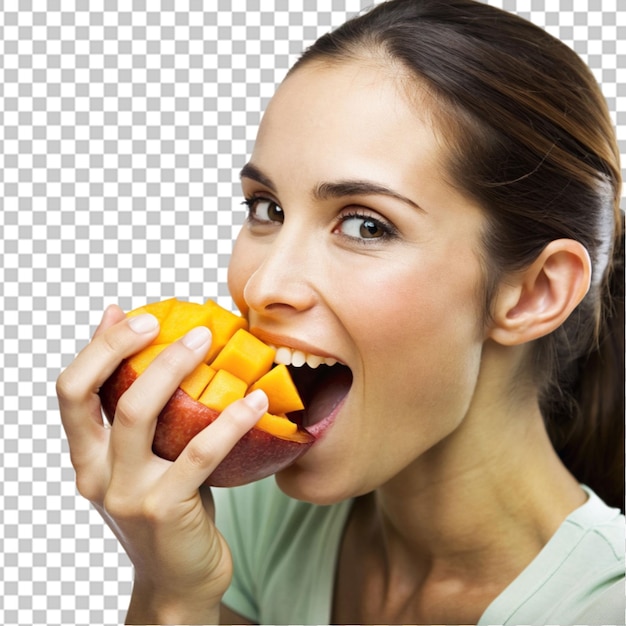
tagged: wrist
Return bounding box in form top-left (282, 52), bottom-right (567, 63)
top-left (125, 578), bottom-right (222, 625)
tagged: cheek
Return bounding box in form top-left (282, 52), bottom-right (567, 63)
top-left (344, 279), bottom-right (484, 476)
top-left (344, 260), bottom-right (484, 404)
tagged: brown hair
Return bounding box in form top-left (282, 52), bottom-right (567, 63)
top-left (292, 0), bottom-right (624, 509)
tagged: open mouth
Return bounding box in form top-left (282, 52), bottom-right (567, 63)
top-left (268, 346), bottom-right (353, 437)
top-left (286, 362), bottom-right (353, 433)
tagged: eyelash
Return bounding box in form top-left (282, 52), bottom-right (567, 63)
top-left (241, 195), bottom-right (399, 243)
top-left (241, 195), bottom-right (281, 222)
top-left (336, 210), bottom-right (399, 242)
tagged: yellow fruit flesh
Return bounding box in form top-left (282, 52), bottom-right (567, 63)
top-left (198, 369), bottom-right (248, 411)
top-left (210, 328), bottom-right (276, 385)
top-left (255, 412), bottom-right (298, 438)
top-left (126, 298), bottom-right (177, 322)
top-left (154, 301), bottom-right (214, 345)
top-left (180, 363), bottom-right (216, 400)
top-left (202, 300), bottom-right (248, 362)
top-left (248, 364), bottom-right (304, 414)
top-left (123, 298), bottom-right (305, 438)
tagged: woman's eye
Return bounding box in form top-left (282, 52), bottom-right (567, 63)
top-left (244, 197), bottom-right (284, 224)
top-left (337, 213), bottom-right (394, 240)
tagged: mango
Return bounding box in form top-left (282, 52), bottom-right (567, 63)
top-left (198, 369), bottom-right (248, 412)
top-left (180, 363), bottom-right (216, 400)
top-left (248, 364), bottom-right (305, 415)
top-left (202, 300), bottom-right (248, 362)
top-left (98, 297), bottom-right (313, 487)
top-left (210, 329), bottom-right (276, 385)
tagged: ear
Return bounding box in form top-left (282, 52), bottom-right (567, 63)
top-left (488, 239), bottom-right (592, 346)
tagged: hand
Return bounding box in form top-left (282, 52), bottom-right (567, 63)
top-left (56, 305), bottom-right (267, 624)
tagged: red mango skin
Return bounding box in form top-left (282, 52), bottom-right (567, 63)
top-left (98, 362), bottom-right (314, 487)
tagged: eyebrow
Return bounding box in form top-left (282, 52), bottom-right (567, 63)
top-left (240, 163), bottom-right (277, 192)
top-left (240, 162), bottom-right (425, 213)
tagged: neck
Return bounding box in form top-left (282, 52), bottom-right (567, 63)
top-left (334, 346), bottom-right (588, 624)
top-left (372, 398), bottom-right (586, 589)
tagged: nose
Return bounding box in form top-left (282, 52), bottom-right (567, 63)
top-left (242, 237), bottom-right (318, 318)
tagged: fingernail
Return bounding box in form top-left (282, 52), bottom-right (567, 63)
top-left (244, 389), bottom-right (268, 412)
top-left (128, 313), bottom-right (159, 333)
top-left (182, 326), bottom-right (212, 350)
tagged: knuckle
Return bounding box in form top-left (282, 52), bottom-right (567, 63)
top-left (113, 393), bottom-right (142, 429)
top-left (56, 368), bottom-right (84, 404)
top-left (102, 490), bottom-right (135, 521)
top-left (67, 450), bottom-right (108, 504)
top-left (75, 473), bottom-right (103, 503)
top-left (184, 438), bottom-right (213, 471)
top-left (99, 325), bottom-right (127, 356)
top-left (140, 492), bottom-right (166, 524)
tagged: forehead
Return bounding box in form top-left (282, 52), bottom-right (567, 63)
top-left (251, 60), bottom-right (446, 189)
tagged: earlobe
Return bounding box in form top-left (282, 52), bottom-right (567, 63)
top-left (488, 240), bottom-right (592, 346)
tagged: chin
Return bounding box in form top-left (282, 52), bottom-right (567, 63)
top-left (273, 445), bottom-right (373, 506)
top-left (274, 470), bottom-right (354, 506)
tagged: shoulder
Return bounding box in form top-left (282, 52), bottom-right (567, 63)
top-left (570, 577), bottom-right (625, 626)
top-left (544, 487), bottom-right (626, 624)
top-left (546, 486), bottom-right (625, 622)
top-left (563, 485), bottom-right (625, 562)
top-left (480, 487), bottom-right (625, 625)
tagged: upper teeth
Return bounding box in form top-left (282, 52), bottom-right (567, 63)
top-left (270, 345), bottom-right (338, 368)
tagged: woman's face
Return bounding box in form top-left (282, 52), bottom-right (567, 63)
top-left (228, 60), bottom-right (489, 504)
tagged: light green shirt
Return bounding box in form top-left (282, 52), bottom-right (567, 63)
top-left (215, 479), bottom-right (625, 625)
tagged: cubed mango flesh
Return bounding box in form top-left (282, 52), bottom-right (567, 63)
top-left (249, 364), bottom-right (304, 414)
top-left (202, 300), bottom-right (248, 362)
top-left (126, 298), bottom-right (177, 322)
top-left (154, 301), bottom-right (213, 345)
top-left (255, 412), bottom-right (298, 439)
top-left (210, 328), bottom-right (276, 385)
top-left (198, 369), bottom-right (248, 412)
top-left (119, 298), bottom-right (305, 443)
top-left (179, 363), bottom-right (216, 400)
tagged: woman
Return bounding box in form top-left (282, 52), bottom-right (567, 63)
top-left (57, 1), bottom-right (624, 624)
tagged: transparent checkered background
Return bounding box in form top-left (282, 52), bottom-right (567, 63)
top-left (1, 1), bottom-right (624, 624)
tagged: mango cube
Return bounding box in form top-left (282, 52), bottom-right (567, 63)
top-left (202, 300), bottom-right (248, 362)
top-left (179, 363), bottom-right (216, 400)
top-left (154, 301), bottom-right (213, 345)
top-left (255, 412), bottom-right (298, 439)
top-left (198, 369), bottom-right (248, 412)
top-left (248, 364), bottom-right (304, 415)
top-left (210, 329), bottom-right (276, 385)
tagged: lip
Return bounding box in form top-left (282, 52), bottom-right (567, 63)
top-left (249, 327), bottom-right (345, 364)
